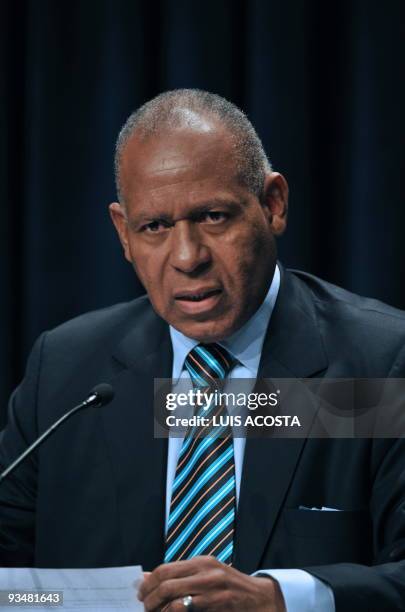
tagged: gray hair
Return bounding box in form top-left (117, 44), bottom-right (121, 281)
top-left (114, 89), bottom-right (272, 204)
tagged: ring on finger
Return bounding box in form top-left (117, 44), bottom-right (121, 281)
top-left (182, 595), bottom-right (194, 610)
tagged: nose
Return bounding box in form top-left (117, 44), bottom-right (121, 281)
top-left (169, 220), bottom-right (211, 275)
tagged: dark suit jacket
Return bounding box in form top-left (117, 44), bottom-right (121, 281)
top-left (1, 267), bottom-right (405, 611)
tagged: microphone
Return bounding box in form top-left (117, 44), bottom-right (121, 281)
top-left (0, 383), bottom-right (114, 484)
top-left (84, 383), bottom-right (115, 407)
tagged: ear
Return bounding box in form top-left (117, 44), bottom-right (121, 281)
top-left (261, 172), bottom-right (289, 236)
top-left (109, 202), bottom-right (132, 262)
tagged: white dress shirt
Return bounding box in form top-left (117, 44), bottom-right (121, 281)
top-left (166, 264), bottom-right (335, 612)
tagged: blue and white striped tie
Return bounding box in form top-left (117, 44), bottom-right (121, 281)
top-left (165, 343), bottom-right (236, 565)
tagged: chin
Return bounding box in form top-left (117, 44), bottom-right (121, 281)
top-left (176, 320), bottom-right (237, 343)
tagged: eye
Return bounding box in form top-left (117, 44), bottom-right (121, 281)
top-left (141, 220), bottom-right (169, 233)
top-left (200, 211), bottom-right (228, 224)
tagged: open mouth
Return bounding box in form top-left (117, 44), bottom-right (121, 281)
top-left (175, 289), bottom-right (221, 302)
top-left (174, 288), bottom-right (223, 315)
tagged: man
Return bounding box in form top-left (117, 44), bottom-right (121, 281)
top-left (0, 90), bottom-right (404, 611)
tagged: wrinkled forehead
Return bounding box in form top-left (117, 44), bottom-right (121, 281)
top-left (119, 125), bottom-right (240, 200)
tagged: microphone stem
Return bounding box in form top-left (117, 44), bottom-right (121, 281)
top-left (0, 397), bottom-right (97, 484)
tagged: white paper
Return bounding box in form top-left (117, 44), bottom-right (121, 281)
top-left (0, 565), bottom-right (144, 611)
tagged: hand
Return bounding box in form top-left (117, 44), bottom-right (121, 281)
top-left (137, 556), bottom-right (286, 611)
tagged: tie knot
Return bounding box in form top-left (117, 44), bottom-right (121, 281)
top-left (185, 343), bottom-right (236, 388)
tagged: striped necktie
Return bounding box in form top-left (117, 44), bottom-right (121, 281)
top-left (164, 343), bottom-right (237, 565)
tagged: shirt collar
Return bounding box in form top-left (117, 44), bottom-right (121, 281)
top-left (170, 264), bottom-right (280, 381)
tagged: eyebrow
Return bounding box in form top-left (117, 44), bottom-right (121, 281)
top-left (128, 199), bottom-right (243, 228)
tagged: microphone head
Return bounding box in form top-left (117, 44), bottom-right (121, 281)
top-left (91, 383), bottom-right (115, 406)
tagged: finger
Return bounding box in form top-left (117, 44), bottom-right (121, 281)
top-left (142, 565), bottom-right (229, 611)
top-left (139, 557), bottom-right (215, 600)
top-left (153, 597), bottom-right (205, 612)
top-left (142, 575), bottom-right (199, 611)
top-left (161, 592), bottom-right (225, 612)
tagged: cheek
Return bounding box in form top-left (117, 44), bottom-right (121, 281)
top-left (222, 224), bottom-right (274, 279)
top-left (126, 245), bottom-right (152, 285)
top-left (128, 246), bottom-right (169, 299)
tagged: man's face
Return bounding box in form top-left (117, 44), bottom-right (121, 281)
top-left (110, 124), bottom-right (287, 342)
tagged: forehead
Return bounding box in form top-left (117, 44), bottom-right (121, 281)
top-left (119, 126), bottom-right (243, 210)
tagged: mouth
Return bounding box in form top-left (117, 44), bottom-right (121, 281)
top-left (175, 288), bottom-right (221, 302)
top-left (174, 288), bottom-right (223, 315)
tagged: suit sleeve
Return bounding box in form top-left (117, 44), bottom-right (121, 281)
top-left (0, 334), bottom-right (45, 567)
top-left (303, 347), bottom-right (405, 612)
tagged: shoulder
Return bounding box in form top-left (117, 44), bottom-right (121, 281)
top-left (20, 295), bottom-right (164, 414)
top-left (42, 294), bottom-right (155, 354)
top-left (289, 269), bottom-right (405, 327)
top-left (286, 268), bottom-right (405, 375)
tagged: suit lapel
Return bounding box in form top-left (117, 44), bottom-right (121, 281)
top-left (101, 304), bottom-right (172, 570)
top-left (233, 268), bottom-right (328, 573)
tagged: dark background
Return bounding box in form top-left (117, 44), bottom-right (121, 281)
top-left (1, 0), bottom-right (403, 424)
